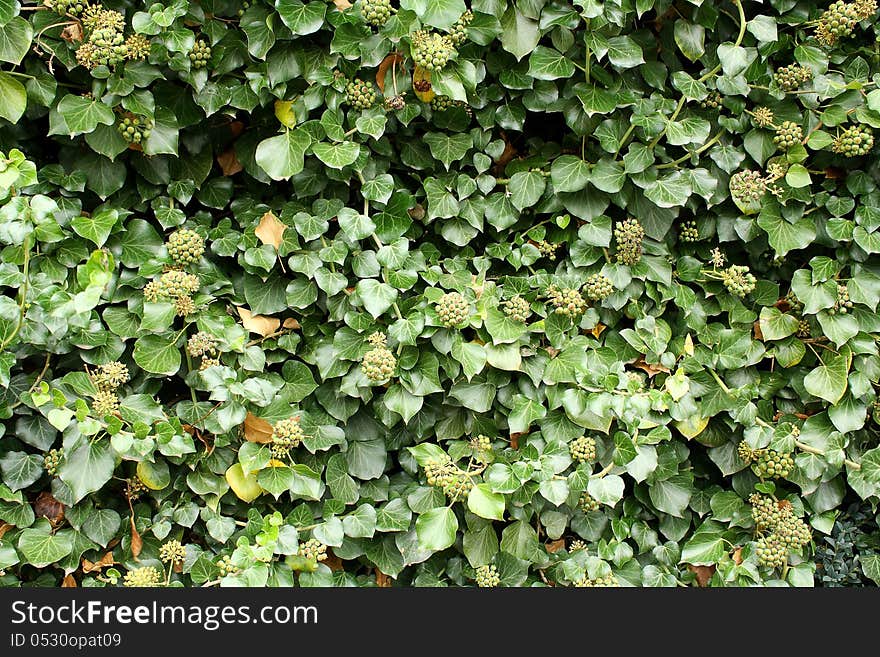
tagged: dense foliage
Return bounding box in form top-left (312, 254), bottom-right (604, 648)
top-left (2, 0), bottom-right (880, 588)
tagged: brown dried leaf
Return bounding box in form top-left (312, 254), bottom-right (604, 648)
top-left (61, 23), bottom-right (83, 43)
top-left (376, 53), bottom-right (404, 94)
top-left (632, 357), bottom-right (671, 378)
top-left (732, 546), bottom-right (743, 565)
top-left (82, 551), bottom-right (116, 573)
top-left (62, 574), bottom-right (77, 587)
top-left (324, 549), bottom-right (344, 571)
top-left (333, 0), bottom-right (353, 9)
top-left (34, 491), bottom-right (65, 525)
top-left (243, 411), bottom-right (274, 444)
top-left (545, 539), bottom-right (566, 554)
top-left (254, 211), bottom-right (287, 250)
top-left (510, 432), bottom-right (522, 450)
top-left (217, 148), bottom-right (243, 176)
top-left (753, 320), bottom-right (764, 341)
top-left (687, 564), bottom-right (715, 587)
top-left (492, 130), bottom-right (518, 175)
top-left (130, 515), bottom-right (142, 559)
top-left (282, 317), bottom-right (301, 330)
top-left (238, 306), bottom-right (281, 337)
top-left (375, 568), bottom-right (392, 587)
top-left (590, 323), bottom-right (607, 339)
top-left (0, 522), bottom-right (11, 539)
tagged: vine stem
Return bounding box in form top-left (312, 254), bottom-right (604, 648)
top-left (655, 130), bottom-right (725, 170)
top-left (0, 234), bottom-right (31, 352)
top-left (593, 461), bottom-right (616, 479)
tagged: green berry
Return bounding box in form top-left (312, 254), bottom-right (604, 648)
top-left (475, 564), bottom-right (500, 587)
top-left (346, 78), bottom-right (377, 110)
top-left (271, 416), bottom-right (305, 458)
top-left (188, 40), bottom-right (212, 69)
top-left (832, 125), bottom-right (874, 157)
top-left (435, 291), bottom-right (469, 327)
top-left (774, 121), bottom-right (803, 150)
top-left (43, 448), bottom-right (63, 476)
top-left (570, 436), bottom-right (597, 463)
top-left (360, 0), bottom-right (395, 27)
top-left (773, 64), bottom-right (812, 91)
top-left (584, 273), bottom-right (614, 301)
top-left (614, 218), bottom-right (644, 266)
top-left (411, 30), bottom-right (454, 71)
top-left (166, 228), bottom-right (205, 266)
top-left (501, 295), bottom-right (531, 322)
top-left (679, 219), bottom-right (700, 242)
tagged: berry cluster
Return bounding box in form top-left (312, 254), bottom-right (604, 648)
top-left (43, 448), bottom-right (63, 476)
top-left (773, 64), bottom-right (812, 91)
top-left (721, 264), bottom-right (757, 298)
top-left (159, 540), bottom-right (187, 565)
top-left (44, 0), bottom-right (89, 16)
top-left (411, 30), bottom-right (455, 70)
top-left (578, 492), bottom-right (600, 512)
top-left (298, 538), bottom-right (328, 563)
top-left (536, 239), bottom-right (560, 260)
top-left (546, 285), bottom-right (587, 317)
top-left (470, 434), bottom-right (492, 454)
top-left (475, 564), bottom-right (500, 587)
top-left (584, 273), bottom-right (614, 301)
top-left (188, 40), bottom-right (211, 69)
top-left (614, 218), bottom-right (644, 266)
top-left (123, 566), bottom-right (163, 587)
top-left (346, 78), bottom-right (377, 110)
top-left (167, 228), bottom-right (205, 267)
top-left (435, 291), bottom-right (470, 327)
top-left (144, 270), bottom-right (201, 317)
top-left (832, 125), bottom-right (874, 156)
top-left (125, 476), bottom-right (147, 501)
top-left (270, 416), bottom-right (305, 459)
top-left (88, 361), bottom-right (128, 417)
top-left (448, 10), bottom-right (473, 46)
top-left (750, 494), bottom-right (812, 570)
top-left (570, 436), bottom-right (597, 463)
top-left (362, 332), bottom-right (396, 382)
top-left (815, 0), bottom-right (864, 46)
top-left (699, 91), bottom-right (722, 110)
top-left (187, 331), bottom-right (220, 370)
top-left (830, 284), bottom-right (853, 314)
top-left (730, 170), bottom-right (768, 204)
top-left (217, 555), bottom-right (240, 577)
top-left (575, 573), bottom-right (619, 587)
top-left (75, 6), bottom-right (134, 70)
top-left (774, 121), bottom-right (803, 150)
top-left (679, 219), bottom-right (700, 242)
top-left (740, 444), bottom-right (795, 479)
top-left (751, 106), bottom-right (775, 128)
top-left (502, 295), bottom-right (531, 322)
top-left (424, 455), bottom-right (473, 500)
top-left (117, 114), bottom-right (153, 144)
top-left (360, 0), bottom-right (395, 27)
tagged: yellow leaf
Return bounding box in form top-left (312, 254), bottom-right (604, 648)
top-left (674, 415), bottom-right (709, 439)
top-left (274, 100), bottom-right (297, 129)
top-left (333, 0), bottom-right (352, 9)
top-left (243, 411), bottom-right (274, 443)
top-left (413, 65), bottom-right (435, 102)
top-left (226, 463), bottom-right (263, 502)
top-left (254, 211), bottom-right (286, 249)
top-left (136, 461), bottom-right (168, 490)
top-left (238, 306), bottom-right (281, 337)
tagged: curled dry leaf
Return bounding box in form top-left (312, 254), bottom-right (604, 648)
top-left (238, 306), bottom-right (281, 337)
top-left (254, 211), bottom-right (287, 250)
top-left (61, 23), bottom-right (83, 43)
top-left (130, 515), bottom-right (143, 559)
top-left (243, 411), bottom-right (274, 443)
top-left (33, 491), bottom-right (65, 525)
top-left (376, 52), bottom-right (404, 94)
top-left (217, 148), bottom-right (243, 176)
top-left (688, 564), bottom-right (716, 587)
top-left (61, 574), bottom-right (77, 587)
top-left (82, 551), bottom-right (116, 573)
top-left (333, 0), bottom-right (353, 9)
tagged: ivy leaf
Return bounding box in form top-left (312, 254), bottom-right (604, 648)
top-left (508, 170), bottom-right (546, 210)
top-left (423, 132), bottom-right (473, 169)
top-left (467, 484), bottom-right (505, 521)
top-left (0, 72), bottom-right (25, 123)
top-left (274, 0), bottom-right (326, 34)
top-left (674, 21), bottom-right (705, 62)
top-left (528, 46), bottom-right (575, 80)
top-left (645, 171), bottom-right (692, 208)
top-left (133, 334), bottom-right (183, 376)
top-left (757, 204), bottom-right (816, 256)
top-left (58, 442), bottom-right (115, 504)
top-left (499, 7), bottom-right (539, 61)
top-left (758, 307), bottom-right (799, 341)
top-left (312, 141), bottom-right (360, 169)
top-left (0, 451), bottom-right (43, 491)
top-left (550, 155), bottom-right (590, 193)
top-left (0, 17), bottom-right (32, 65)
top-left (56, 95), bottom-right (115, 137)
top-left (71, 208), bottom-right (121, 247)
top-left (255, 129), bottom-right (312, 181)
top-left (606, 36), bottom-right (644, 69)
top-left (680, 520), bottom-right (725, 565)
top-left (803, 354), bottom-right (849, 405)
top-left (17, 521), bottom-right (73, 568)
top-left (355, 279), bottom-right (398, 318)
top-left (416, 506), bottom-right (458, 551)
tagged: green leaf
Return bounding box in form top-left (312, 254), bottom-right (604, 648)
top-left (312, 141), bottom-right (360, 169)
top-left (0, 17), bottom-right (32, 65)
top-left (274, 0), bottom-right (326, 34)
top-left (757, 204), bottom-right (816, 256)
top-left (551, 155), bottom-right (590, 193)
top-left (409, 0), bottom-right (466, 29)
top-left (759, 307), bottom-right (799, 341)
top-left (17, 521), bottom-right (73, 568)
top-left (803, 354), bottom-right (849, 405)
top-left (0, 451), bottom-right (43, 491)
top-left (645, 171), bottom-right (692, 208)
top-left (423, 132), bottom-right (473, 168)
top-left (355, 279), bottom-right (398, 318)
top-left (415, 506), bottom-right (458, 551)
top-left (255, 129), bottom-right (312, 181)
top-left (680, 520), bottom-right (726, 566)
top-left (674, 21), bottom-right (705, 62)
top-left (58, 442), bottom-right (115, 504)
top-left (56, 95), bottom-right (116, 137)
top-left (499, 6), bottom-right (539, 61)
top-left (133, 334), bottom-right (182, 376)
top-left (606, 36), bottom-right (644, 69)
top-left (528, 46), bottom-right (576, 80)
top-left (785, 164), bottom-right (811, 188)
top-left (71, 208), bottom-right (121, 247)
top-left (508, 170), bottom-right (546, 210)
top-left (0, 71), bottom-right (25, 123)
top-left (467, 483), bottom-right (505, 520)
